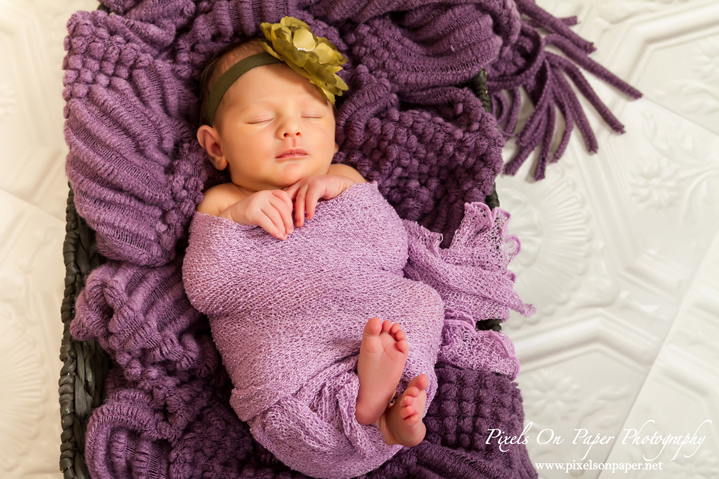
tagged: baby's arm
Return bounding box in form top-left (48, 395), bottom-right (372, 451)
top-left (197, 164), bottom-right (365, 216)
top-left (196, 164), bottom-right (366, 238)
top-left (196, 183), bottom-right (239, 217)
top-left (198, 185), bottom-right (294, 240)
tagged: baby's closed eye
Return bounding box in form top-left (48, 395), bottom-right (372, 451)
top-left (248, 117), bottom-right (272, 124)
top-left (248, 114), bottom-right (323, 123)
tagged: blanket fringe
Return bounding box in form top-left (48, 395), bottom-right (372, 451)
top-left (487, 0), bottom-right (642, 180)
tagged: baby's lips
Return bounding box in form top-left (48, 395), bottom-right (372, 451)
top-left (276, 148), bottom-right (308, 159)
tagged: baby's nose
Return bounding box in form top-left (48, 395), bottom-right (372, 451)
top-left (280, 117), bottom-right (302, 138)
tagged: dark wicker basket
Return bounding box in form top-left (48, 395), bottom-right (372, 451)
top-left (59, 187), bottom-right (108, 479)
top-left (57, 69), bottom-right (497, 479)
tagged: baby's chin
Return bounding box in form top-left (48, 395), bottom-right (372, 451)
top-left (276, 162), bottom-right (332, 186)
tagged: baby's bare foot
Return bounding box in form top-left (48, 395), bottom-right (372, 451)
top-left (377, 374), bottom-right (428, 447)
top-left (355, 317), bottom-right (408, 425)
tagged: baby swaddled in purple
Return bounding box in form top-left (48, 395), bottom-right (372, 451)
top-left (182, 181), bottom-right (534, 479)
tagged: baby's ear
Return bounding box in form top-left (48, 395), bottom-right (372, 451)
top-left (197, 126), bottom-right (228, 171)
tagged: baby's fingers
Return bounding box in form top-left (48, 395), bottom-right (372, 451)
top-left (269, 193), bottom-right (294, 234)
top-left (304, 183), bottom-right (326, 222)
top-left (294, 184), bottom-right (309, 227)
top-left (272, 189), bottom-right (294, 212)
top-left (259, 203), bottom-right (290, 240)
top-left (255, 210), bottom-right (286, 239)
top-left (283, 181), bottom-right (301, 200)
top-left (305, 185), bottom-right (322, 224)
top-left (255, 213), bottom-right (285, 240)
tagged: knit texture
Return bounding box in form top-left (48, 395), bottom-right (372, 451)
top-left (179, 181), bottom-right (532, 478)
top-left (63, 0), bottom-right (640, 267)
top-left (72, 231), bottom-right (536, 479)
top-left (76, 360), bottom-right (537, 479)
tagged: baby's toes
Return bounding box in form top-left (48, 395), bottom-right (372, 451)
top-left (399, 401), bottom-right (419, 420)
top-left (363, 317), bottom-right (382, 337)
top-left (410, 374), bottom-right (429, 392)
top-left (392, 328), bottom-right (406, 342)
top-left (395, 338), bottom-right (409, 355)
top-left (402, 407), bottom-right (421, 424)
top-left (398, 389), bottom-right (418, 411)
top-left (404, 386), bottom-right (420, 399)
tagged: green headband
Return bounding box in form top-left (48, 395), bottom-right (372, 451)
top-left (201, 16), bottom-right (349, 128)
top-left (202, 52), bottom-right (283, 127)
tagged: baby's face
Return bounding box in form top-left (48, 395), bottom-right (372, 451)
top-left (210, 64), bottom-right (338, 192)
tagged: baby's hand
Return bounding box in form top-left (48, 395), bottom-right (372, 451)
top-left (221, 189), bottom-right (294, 240)
top-left (283, 175), bottom-right (356, 227)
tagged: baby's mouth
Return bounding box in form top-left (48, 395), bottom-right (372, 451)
top-left (277, 148), bottom-right (307, 159)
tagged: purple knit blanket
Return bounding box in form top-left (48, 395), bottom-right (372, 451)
top-left (63, 0), bottom-right (640, 268)
top-left (180, 181), bottom-right (533, 478)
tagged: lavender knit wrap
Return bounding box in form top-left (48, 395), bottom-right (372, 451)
top-left (62, 0), bottom-right (641, 477)
top-left (179, 181), bottom-right (533, 478)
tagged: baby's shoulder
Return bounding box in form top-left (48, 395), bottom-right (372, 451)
top-left (197, 183), bottom-right (245, 217)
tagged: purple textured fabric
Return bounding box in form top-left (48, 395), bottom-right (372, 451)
top-left (71, 194), bottom-right (535, 479)
top-left (80, 360), bottom-right (537, 479)
top-left (63, 0), bottom-right (640, 266)
top-left (179, 181), bottom-right (533, 478)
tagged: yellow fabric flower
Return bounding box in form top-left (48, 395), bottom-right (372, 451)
top-left (259, 16), bottom-right (349, 104)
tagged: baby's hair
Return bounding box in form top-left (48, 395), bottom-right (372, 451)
top-left (197, 37), bottom-right (339, 131)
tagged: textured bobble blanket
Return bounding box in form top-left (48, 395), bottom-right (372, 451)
top-left (181, 181), bottom-right (534, 478)
top-left (63, 0), bottom-right (641, 268)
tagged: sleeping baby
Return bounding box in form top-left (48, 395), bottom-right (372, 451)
top-left (182, 17), bottom-right (534, 479)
